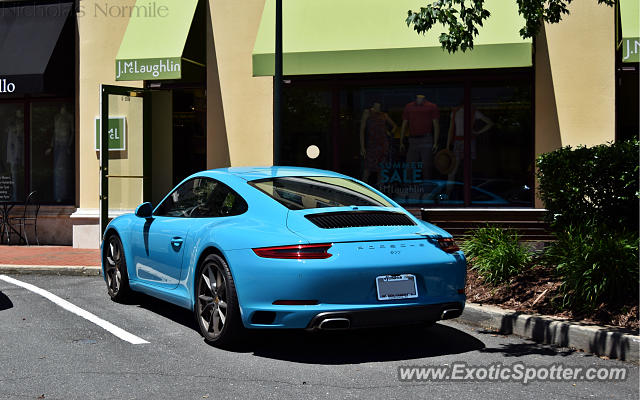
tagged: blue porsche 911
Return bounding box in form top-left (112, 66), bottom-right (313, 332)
top-left (101, 167), bottom-right (466, 346)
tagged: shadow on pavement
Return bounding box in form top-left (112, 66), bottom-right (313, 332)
top-left (134, 293), bottom-right (199, 331)
top-left (475, 329), bottom-right (576, 357)
top-left (132, 293), bottom-right (485, 364)
top-left (0, 291), bottom-right (13, 311)
top-left (238, 323), bottom-right (485, 364)
top-left (478, 342), bottom-right (576, 358)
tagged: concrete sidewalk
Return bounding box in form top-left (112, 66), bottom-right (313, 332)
top-left (0, 244), bottom-right (637, 362)
top-left (0, 245), bottom-right (101, 275)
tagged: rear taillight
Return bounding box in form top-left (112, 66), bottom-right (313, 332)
top-left (437, 238), bottom-right (460, 253)
top-left (253, 243), bottom-right (333, 259)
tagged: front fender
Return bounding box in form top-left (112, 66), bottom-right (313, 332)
top-left (101, 214), bottom-right (138, 282)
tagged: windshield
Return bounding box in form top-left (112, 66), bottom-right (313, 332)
top-left (249, 176), bottom-right (394, 210)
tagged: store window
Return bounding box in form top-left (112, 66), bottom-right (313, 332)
top-left (616, 66), bottom-right (639, 141)
top-left (281, 87), bottom-right (333, 170)
top-left (470, 84), bottom-right (533, 206)
top-left (0, 100), bottom-right (74, 204)
top-left (281, 71), bottom-right (533, 208)
top-left (615, 4), bottom-right (640, 142)
top-left (31, 101), bottom-right (75, 204)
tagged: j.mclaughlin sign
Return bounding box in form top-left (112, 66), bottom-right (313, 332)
top-left (623, 38), bottom-right (640, 63)
top-left (116, 57), bottom-right (181, 81)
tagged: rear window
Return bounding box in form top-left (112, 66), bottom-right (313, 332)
top-left (249, 176), bottom-right (394, 210)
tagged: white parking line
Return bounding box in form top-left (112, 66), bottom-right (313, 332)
top-left (0, 275), bottom-right (149, 345)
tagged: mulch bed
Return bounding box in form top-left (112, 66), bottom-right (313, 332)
top-left (465, 264), bottom-right (639, 332)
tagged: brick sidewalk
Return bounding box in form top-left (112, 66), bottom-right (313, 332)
top-left (0, 245), bottom-right (100, 266)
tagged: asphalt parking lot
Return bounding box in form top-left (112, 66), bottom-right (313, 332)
top-left (0, 274), bottom-right (637, 400)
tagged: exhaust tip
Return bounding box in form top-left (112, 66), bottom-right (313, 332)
top-left (440, 308), bottom-right (462, 320)
top-left (318, 317), bottom-right (350, 330)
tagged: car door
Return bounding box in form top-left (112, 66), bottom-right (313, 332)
top-left (130, 177), bottom-right (218, 289)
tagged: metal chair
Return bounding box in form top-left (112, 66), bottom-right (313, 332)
top-left (0, 184), bottom-right (14, 244)
top-left (0, 211), bottom-right (6, 244)
top-left (11, 191), bottom-right (40, 246)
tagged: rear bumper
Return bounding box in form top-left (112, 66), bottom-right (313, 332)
top-left (243, 299), bottom-right (466, 329)
top-left (305, 302), bottom-right (464, 330)
top-left (225, 241), bottom-right (467, 329)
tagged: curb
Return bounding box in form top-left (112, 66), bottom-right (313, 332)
top-left (458, 303), bottom-right (640, 363)
top-left (0, 265), bottom-right (102, 276)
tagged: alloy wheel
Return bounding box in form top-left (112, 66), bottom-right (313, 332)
top-left (197, 264), bottom-right (228, 338)
top-left (105, 236), bottom-right (123, 295)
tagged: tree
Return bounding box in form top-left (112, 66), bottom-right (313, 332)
top-left (406, 0), bottom-right (615, 53)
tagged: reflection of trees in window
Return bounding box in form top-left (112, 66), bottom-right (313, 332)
top-left (472, 86), bottom-right (529, 130)
top-left (193, 179), bottom-right (215, 205)
top-left (156, 178), bottom-right (248, 218)
top-left (282, 87), bottom-right (332, 167)
top-left (471, 83), bottom-right (533, 205)
top-left (284, 88), bottom-right (331, 132)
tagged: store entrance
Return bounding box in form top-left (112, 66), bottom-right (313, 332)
top-left (170, 87), bottom-right (207, 186)
top-left (98, 84), bottom-right (206, 235)
top-left (99, 84), bottom-right (156, 235)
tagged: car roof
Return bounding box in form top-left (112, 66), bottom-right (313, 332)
top-left (200, 166), bottom-right (348, 181)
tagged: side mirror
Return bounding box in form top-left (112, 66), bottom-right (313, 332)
top-left (135, 202), bottom-right (153, 218)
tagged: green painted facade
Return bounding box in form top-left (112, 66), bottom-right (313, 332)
top-left (252, 0), bottom-right (533, 76)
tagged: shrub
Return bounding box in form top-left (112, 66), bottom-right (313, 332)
top-left (546, 222), bottom-right (639, 313)
top-left (536, 139), bottom-right (639, 232)
top-left (461, 226), bottom-right (532, 286)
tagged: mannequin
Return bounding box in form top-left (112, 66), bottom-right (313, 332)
top-left (359, 101), bottom-right (397, 185)
top-left (47, 105), bottom-right (74, 202)
top-left (400, 95), bottom-right (440, 180)
top-left (6, 109), bottom-right (24, 201)
top-left (445, 105), bottom-right (493, 192)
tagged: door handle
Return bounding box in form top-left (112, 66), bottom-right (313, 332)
top-left (170, 237), bottom-right (184, 249)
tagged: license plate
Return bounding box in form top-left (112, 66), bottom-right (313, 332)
top-left (375, 274), bottom-right (418, 301)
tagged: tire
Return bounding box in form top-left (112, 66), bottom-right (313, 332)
top-left (104, 233), bottom-right (133, 302)
top-left (194, 254), bottom-right (244, 347)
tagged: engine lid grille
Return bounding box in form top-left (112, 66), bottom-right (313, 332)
top-left (305, 211), bottom-right (416, 229)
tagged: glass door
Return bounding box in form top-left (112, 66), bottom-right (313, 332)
top-left (99, 85), bottom-right (150, 236)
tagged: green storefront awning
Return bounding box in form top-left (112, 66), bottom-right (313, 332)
top-left (115, 0), bottom-right (199, 80)
top-left (620, 0), bottom-right (640, 63)
top-left (252, 0), bottom-right (532, 76)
